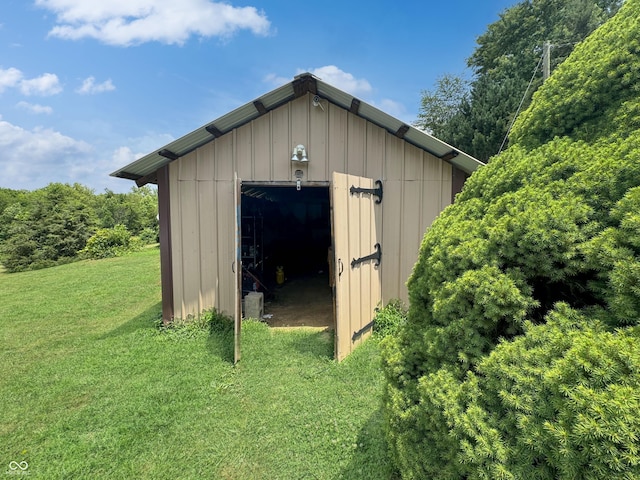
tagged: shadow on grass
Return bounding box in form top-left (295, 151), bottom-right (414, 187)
top-left (206, 321), bottom-right (235, 364)
top-left (100, 302), bottom-right (162, 339)
top-left (339, 407), bottom-right (400, 480)
top-left (282, 327), bottom-right (335, 360)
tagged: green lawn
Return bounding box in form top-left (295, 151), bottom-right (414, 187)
top-left (0, 248), bottom-right (396, 479)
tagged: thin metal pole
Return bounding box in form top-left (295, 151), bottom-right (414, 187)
top-left (543, 41), bottom-right (551, 81)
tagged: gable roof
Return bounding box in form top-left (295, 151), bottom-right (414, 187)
top-left (111, 73), bottom-right (484, 186)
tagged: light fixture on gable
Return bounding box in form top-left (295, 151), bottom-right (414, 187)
top-left (291, 144), bottom-right (308, 162)
top-left (312, 95), bottom-right (325, 111)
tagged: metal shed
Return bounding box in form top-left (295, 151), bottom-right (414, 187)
top-left (111, 73), bottom-right (484, 361)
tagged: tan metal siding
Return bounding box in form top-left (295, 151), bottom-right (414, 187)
top-left (253, 114), bottom-right (271, 180)
top-left (381, 180), bottom-right (402, 302)
top-left (347, 114), bottom-right (366, 177)
top-left (236, 123), bottom-right (253, 179)
top-left (309, 98), bottom-right (328, 181)
top-left (420, 180), bottom-right (445, 241)
top-left (198, 180), bottom-right (217, 310)
top-left (365, 122), bottom-right (385, 179)
top-left (400, 180), bottom-right (423, 296)
top-left (271, 106), bottom-right (291, 180)
top-left (168, 92), bottom-right (453, 318)
top-left (197, 143), bottom-right (215, 179)
top-left (384, 135), bottom-right (404, 181)
top-left (291, 96), bottom-right (309, 179)
top-left (328, 104), bottom-right (347, 175)
top-left (215, 133), bottom-right (234, 181)
top-left (180, 172), bottom-right (200, 317)
top-left (215, 180), bottom-right (235, 315)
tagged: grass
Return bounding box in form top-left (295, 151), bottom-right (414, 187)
top-left (0, 248), bottom-right (396, 479)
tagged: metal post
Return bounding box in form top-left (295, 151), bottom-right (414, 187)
top-left (543, 41), bottom-right (551, 81)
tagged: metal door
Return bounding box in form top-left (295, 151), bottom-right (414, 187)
top-left (331, 172), bottom-right (382, 361)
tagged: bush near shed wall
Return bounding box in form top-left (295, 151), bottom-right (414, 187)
top-left (381, 1), bottom-right (640, 478)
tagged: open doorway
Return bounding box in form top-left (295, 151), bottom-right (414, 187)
top-left (240, 184), bottom-right (333, 329)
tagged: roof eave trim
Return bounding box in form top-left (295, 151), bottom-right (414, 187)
top-left (111, 72), bottom-right (483, 180)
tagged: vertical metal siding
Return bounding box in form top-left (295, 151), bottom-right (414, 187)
top-left (168, 93), bottom-right (453, 318)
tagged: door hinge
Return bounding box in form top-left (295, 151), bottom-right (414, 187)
top-left (352, 320), bottom-right (375, 342)
top-left (351, 243), bottom-right (381, 268)
top-left (350, 179), bottom-right (383, 204)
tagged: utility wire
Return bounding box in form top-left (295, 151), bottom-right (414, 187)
top-left (498, 51), bottom-right (545, 154)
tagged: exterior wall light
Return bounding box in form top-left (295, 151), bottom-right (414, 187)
top-left (291, 144), bottom-right (308, 162)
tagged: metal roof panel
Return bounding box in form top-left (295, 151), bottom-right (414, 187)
top-left (111, 73), bottom-right (484, 182)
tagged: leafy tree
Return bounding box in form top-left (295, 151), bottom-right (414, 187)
top-left (0, 188), bottom-right (27, 215)
top-left (95, 186), bottom-right (158, 235)
top-left (416, 74), bottom-right (469, 137)
top-left (416, 0), bottom-right (623, 161)
top-left (382, 2), bottom-right (640, 478)
top-left (509, 1), bottom-right (640, 149)
top-left (441, 62), bottom-right (524, 161)
top-left (0, 183), bottom-right (97, 272)
top-left (0, 188), bottom-right (29, 242)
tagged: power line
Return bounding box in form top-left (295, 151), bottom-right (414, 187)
top-left (497, 50), bottom-right (545, 155)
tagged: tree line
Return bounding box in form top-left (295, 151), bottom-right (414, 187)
top-left (415, 0), bottom-right (623, 162)
top-left (0, 183), bottom-right (158, 272)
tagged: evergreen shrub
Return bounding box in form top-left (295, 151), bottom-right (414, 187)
top-left (381, 1), bottom-right (640, 478)
top-left (80, 224), bottom-right (141, 259)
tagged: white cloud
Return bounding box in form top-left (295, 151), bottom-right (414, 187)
top-left (0, 67), bottom-right (23, 93)
top-left (16, 101), bottom-right (53, 115)
top-left (263, 72), bottom-right (290, 87)
top-left (0, 68), bottom-right (63, 97)
top-left (19, 73), bottom-right (63, 96)
top-left (77, 76), bottom-right (116, 95)
top-left (108, 133), bottom-right (174, 169)
top-left (0, 117), bottom-right (93, 189)
top-left (0, 116), bottom-right (175, 192)
top-left (111, 146), bottom-right (146, 167)
top-left (298, 66), bottom-right (373, 97)
top-left (375, 98), bottom-right (407, 120)
top-left (264, 66), bottom-right (412, 121)
top-left (264, 66), bottom-right (373, 97)
top-left (36, 0), bottom-right (271, 46)
top-left (68, 139), bottom-right (171, 191)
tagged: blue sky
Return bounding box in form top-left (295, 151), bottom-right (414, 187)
top-left (0, 0), bottom-right (517, 193)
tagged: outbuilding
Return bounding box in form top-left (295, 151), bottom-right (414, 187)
top-left (111, 73), bottom-right (483, 361)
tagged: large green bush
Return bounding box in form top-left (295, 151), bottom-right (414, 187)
top-left (381, 1), bottom-right (640, 478)
top-left (447, 305), bottom-right (640, 479)
top-left (0, 183), bottom-right (97, 272)
top-left (80, 224), bottom-right (142, 259)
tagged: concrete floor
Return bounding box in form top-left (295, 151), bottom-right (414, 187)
top-left (262, 273), bottom-right (334, 328)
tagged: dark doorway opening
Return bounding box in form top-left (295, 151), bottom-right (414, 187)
top-left (241, 184), bottom-right (333, 329)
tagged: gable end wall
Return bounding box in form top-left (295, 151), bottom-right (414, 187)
top-left (167, 94), bottom-right (452, 318)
